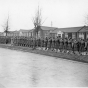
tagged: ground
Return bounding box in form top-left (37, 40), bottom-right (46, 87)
top-left (0, 44), bottom-right (88, 63)
top-left (0, 48), bottom-right (88, 87)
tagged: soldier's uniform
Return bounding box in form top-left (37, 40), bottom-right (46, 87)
top-left (63, 38), bottom-right (68, 52)
top-left (77, 39), bottom-right (81, 53)
top-left (27, 38), bottom-right (30, 47)
top-left (38, 38), bottom-right (41, 48)
top-left (56, 37), bottom-right (60, 51)
top-left (44, 37), bottom-right (48, 50)
top-left (31, 38), bottom-right (33, 48)
top-left (85, 39), bottom-right (88, 54)
top-left (17, 37), bottom-right (19, 46)
top-left (32, 38), bottom-right (36, 50)
top-left (41, 38), bottom-right (44, 49)
top-left (51, 38), bottom-right (55, 51)
top-left (80, 40), bottom-right (85, 54)
top-left (16, 37), bottom-right (18, 46)
top-left (30, 38), bottom-right (32, 47)
top-left (47, 38), bottom-right (52, 50)
top-left (72, 40), bottom-right (78, 54)
top-left (36, 38), bottom-right (39, 48)
top-left (67, 39), bottom-right (72, 53)
top-left (59, 39), bottom-right (64, 52)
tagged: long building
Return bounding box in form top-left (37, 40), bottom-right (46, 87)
top-left (49, 25), bottom-right (88, 40)
top-left (0, 25), bottom-right (88, 40)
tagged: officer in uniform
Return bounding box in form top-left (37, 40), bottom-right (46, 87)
top-left (44, 37), bottom-right (48, 50)
top-left (59, 38), bottom-right (64, 52)
top-left (30, 37), bottom-right (32, 47)
top-left (72, 39), bottom-right (78, 54)
top-left (32, 37), bottom-right (36, 50)
top-left (67, 38), bottom-right (72, 54)
top-left (48, 37), bottom-right (52, 50)
top-left (47, 37), bottom-right (50, 50)
top-left (41, 38), bottom-right (44, 50)
top-left (55, 37), bottom-right (59, 52)
top-left (80, 39), bottom-right (85, 55)
top-left (16, 36), bottom-right (18, 46)
top-left (77, 38), bottom-right (80, 54)
top-left (11, 37), bottom-right (13, 46)
top-left (51, 37), bottom-right (55, 51)
top-left (63, 38), bottom-right (68, 53)
top-left (85, 39), bottom-right (88, 55)
top-left (38, 38), bottom-right (41, 49)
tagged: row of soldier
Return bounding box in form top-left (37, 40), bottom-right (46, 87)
top-left (11, 36), bottom-right (88, 55)
top-left (0, 36), bottom-right (11, 44)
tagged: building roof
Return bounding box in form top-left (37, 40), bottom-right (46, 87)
top-left (20, 29), bottom-right (33, 32)
top-left (78, 26), bottom-right (88, 32)
top-left (8, 31), bottom-right (19, 33)
top-left (51, 26), bottom-right (87, 33)
top-left (40, 26), bottom-right (57, 31)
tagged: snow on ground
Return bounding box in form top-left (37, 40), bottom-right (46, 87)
top-left (0, 48), bottom-right (88, 88)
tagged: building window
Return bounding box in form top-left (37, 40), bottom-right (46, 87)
top-left (45, 33), bottom-right (48, 38)
top-left (38, 31), bottom-right (40, 38)
top-left (72, 33), bottom-right (76, 39)
top-left (79, 33), bottom-right (84, 39)
top-left (86, 33), bottom-right (88, 39)
top-left (65, 33), bottom-right (68, 38)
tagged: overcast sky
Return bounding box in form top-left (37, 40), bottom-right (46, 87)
top-left (0, 0), bottom-right (88, 32)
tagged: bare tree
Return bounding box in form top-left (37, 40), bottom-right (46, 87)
top-left (2, 15), bottom-right (10, 36)
top-left (32, 6), bottom-right (42, 38)
top-left (85, 15), bottom-right (88, 26)
top-left (32, 6), bottom-right (47, 38)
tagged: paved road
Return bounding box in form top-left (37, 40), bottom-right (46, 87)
top-left (0, 48), bottom-right (88, 88)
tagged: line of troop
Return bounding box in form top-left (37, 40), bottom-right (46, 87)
top-left (11, 36), bottom-right (88, 55)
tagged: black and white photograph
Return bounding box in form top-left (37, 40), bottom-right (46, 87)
top-left (0, 0), bottom-right (88, 87)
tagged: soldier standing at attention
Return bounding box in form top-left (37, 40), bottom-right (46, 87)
top-left (72, 39), bottom-right (78, 54)
top-left (59, 38), bottom-right (64, 52)
top-left (33, 38), bottom-right (36, 50)
top-left (44, 37), bottom-right (48, 50)
top-left (47, 37), bottom-right (49, 50)
top-left (85, 39), bottom-right (88, 55)
top-left (11, 37), bottom-right (13, 46)
top-left (51, 37), bottom-right (55, 51)
top-left (55, 37), bottom-right (59, 52)
top-left (80, 39), bottom-right (85, 55)
top-left (50, 37), bottom-right (52, 50)
top-left (63, 38), bottom-right (68, 53)
top-left (77, 38), bottom-right (81, 54)
top-left (47, 37), bottom-right (51, 50)
top-left (38, 38), bottom-right (41, 49)
top-left (67, 38), bottom-right (72, 54)
top-left (40, 38), bottom-right (44, 50)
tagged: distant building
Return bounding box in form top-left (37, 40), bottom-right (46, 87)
top-left (2, 29), bottom-right (33, 37)
top-left (50, 26), bottom-right (88, 40)
top-left (0, 26), bottom-right (88, 40)
top-left (7, 31), bottom-right (19, 37)
top-left (33, 26), bottom-right (57, 38)
top-left (19, 29), bottom-right (33, 37)
top-left (0, 32), bottom-right (4, 36)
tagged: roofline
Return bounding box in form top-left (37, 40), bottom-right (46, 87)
top-left (40, 26), bottom-right (57, 28)
top-left (57, 25), bottom-right (86, 29)
top-left (77, 25), bottom-right (86, 32)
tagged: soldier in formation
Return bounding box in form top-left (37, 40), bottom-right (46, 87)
top-left (1, 35), bottom-right (88, 55)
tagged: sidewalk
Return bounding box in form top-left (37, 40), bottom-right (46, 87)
top-left (0, 44), bottom-right (88, 63)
